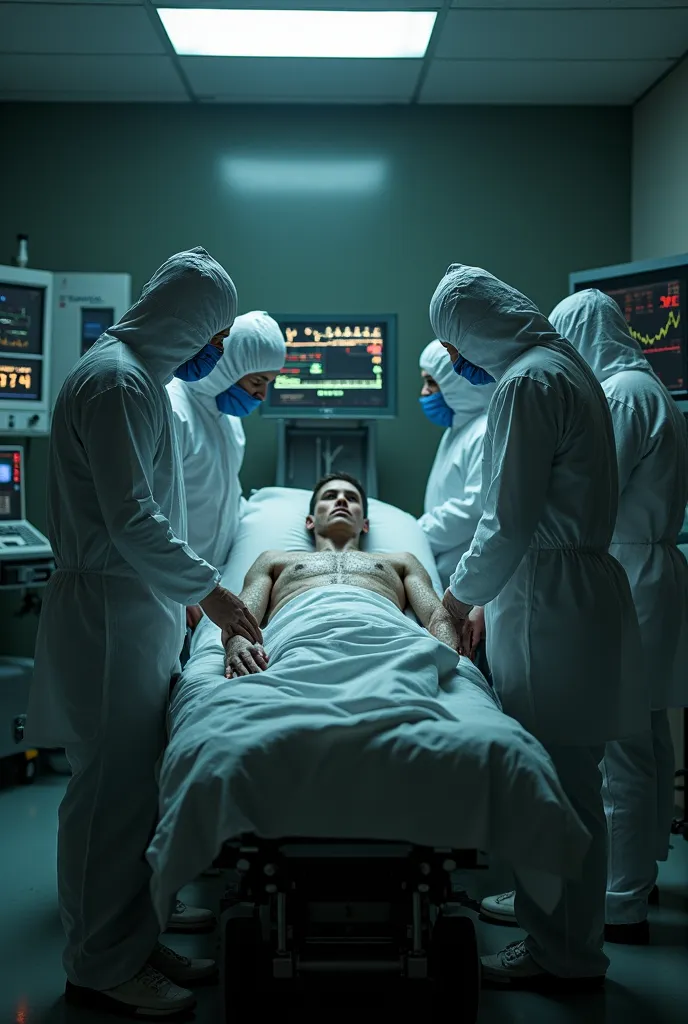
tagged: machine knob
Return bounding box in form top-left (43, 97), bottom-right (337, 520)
top-left (28, 415), bottom-right (40, 427)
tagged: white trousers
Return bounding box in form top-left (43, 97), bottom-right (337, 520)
top-left (516, 744), bottom-right (609, 978)
top-left (602, 709), bottom-right (676, 925)
top-left (58, 696), bottom-right (170, 991)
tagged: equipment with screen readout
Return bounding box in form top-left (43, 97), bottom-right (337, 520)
top-left (0, 266), bottom-right (53, 434)
top-left (264, 315), bottom-right (397, 498)
top-left (570, 253), bottom-right (688, 401)
top-left (0, 446), bottom-right (54, 588)
top-left (262, 315), bottom-right (396, 419)
top-left (51, 272), bottom-right (131, 405)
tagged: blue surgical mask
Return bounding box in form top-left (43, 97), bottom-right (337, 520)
top-left (452, 354), bottom-right (495, 386)
top-left (216, 383), bottom-right (262, 417)
top-left (174, 342), bottom-right (223, 383)
top-left (419, 392), bottom-right (454, 428)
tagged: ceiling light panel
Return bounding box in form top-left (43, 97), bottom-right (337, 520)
top-left (157, 8), bottom-right (437, 59)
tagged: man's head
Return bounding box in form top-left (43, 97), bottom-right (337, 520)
top-left (420, 369), bottom-right (440, 397)
top-left (306, 473), bottom-right (369, 545)
top-left (235, 369), bottom-right (279, 401)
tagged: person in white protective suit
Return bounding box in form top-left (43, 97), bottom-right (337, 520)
top-left (417, 339), bottom-right (495, 589)
top-left (168, 311), bottom-right (286, 627)
top-left (26, 248), bottom-right (263, 1020)
top-left (430, 264), bottom-right (647, 990)
top-left (547, 289), bottom-right (688, 944)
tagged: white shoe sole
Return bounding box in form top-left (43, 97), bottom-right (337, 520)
top-left (65, 981), bottom-right (196, 1019)
top-left (165, 918), bottom-right (216, 934)
top-left (479, 907), bottom-right (518, 925)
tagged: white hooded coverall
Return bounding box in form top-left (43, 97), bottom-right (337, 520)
top-left (167, 311), bottom-right (286, 570)
top-left (551, 289), bottom-right (688, 925)
top-left (430, 265), bottom-right (646, 979)
top-left (27, 248), bottom-right (237, 991)
top-left (418, 339), bottom-right (495, 589)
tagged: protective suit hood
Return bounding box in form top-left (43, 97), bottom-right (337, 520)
top-left (419, 339), bottom-right (495, 430)
top-left (107, 247), bottom-right (238, 382)
top-left (430, 264), bottom-right (562, 381)
top-left (549, 289), bottom-right (652, 384)
top-left (188, 310), bottom-right (286, 400)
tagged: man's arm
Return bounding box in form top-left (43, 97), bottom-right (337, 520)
top-left (398, 553), bottom-right (460, 651)
top-left (224, 550), bottom-right (279, 677)
top-left (237, 550), bottom-right (279, 623)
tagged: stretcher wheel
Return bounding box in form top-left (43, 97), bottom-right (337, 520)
top-left (430, 910), bottom-right (480, 1022)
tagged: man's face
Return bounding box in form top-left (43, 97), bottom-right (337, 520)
top-left (440, 341), bottom-right (459, 364)
top-left (209, 327), bottom-right (231, 353)
top-left (306, 479), bottom-right (369, 541)
top-left (420, 370), bottom-right (440, 397)
top-left (236, 370), bottom-right (278, 402)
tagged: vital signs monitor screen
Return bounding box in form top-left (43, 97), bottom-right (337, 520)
top-left (574, 272), bottom-right (687, 393)
top-left (263, 315), bottom-right (396, 418)
top-left (0, 282), bottom-right (46, 401)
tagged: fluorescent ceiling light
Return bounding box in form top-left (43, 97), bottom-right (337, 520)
top-left (158, 9), bottom-right (436, 59)
top-left (223, 158), bottom-right (387, 194)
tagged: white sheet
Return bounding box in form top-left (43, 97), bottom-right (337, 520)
top-left (147, 585), bottom-right (590, 927)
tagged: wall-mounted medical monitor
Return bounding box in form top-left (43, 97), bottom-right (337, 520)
top-left (570, 253), bottom-right (688, 398)
top-left (0, 266), bottom-right (53, 434)
top-left (261, 314), bottom-right (397, 419)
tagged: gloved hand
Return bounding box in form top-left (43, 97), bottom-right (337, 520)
top-left (224, 636), bottom-right (270, 679)
top-left (461, 605), bottom-right (485, 660)
top-left (200, 585), bottom-right (263, 645)
top-left (186, 605), bottom-right (203, 631)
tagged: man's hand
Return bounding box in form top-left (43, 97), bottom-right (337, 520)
top-left (442, 588), bottom-right (473, 628)
top-left (225, 636), bottom-right (269, 679)
top-left (186, 605), bottom-right (203, 631)
top-left (200, 585), bottom-right (263, 645)
top-left (461, 605), bottom-right (485, 661)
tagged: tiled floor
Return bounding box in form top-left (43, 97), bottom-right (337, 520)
top-left (1, 772), bottom-right (686, 1023)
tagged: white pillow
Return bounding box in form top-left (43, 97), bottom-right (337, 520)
top-left (220, 486), bottom-right (443, 597)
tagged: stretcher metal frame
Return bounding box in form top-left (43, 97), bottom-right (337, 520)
top-left (215, 836), bottom-right (485, 1018)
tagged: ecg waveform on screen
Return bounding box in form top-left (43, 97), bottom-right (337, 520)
top-left (631, 310), bottom-right (681, 347)
top-left (600, 277), bottom-right (685, 391)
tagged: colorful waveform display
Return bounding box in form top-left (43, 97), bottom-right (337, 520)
top-left (268, 319), bottom-right (389, 411)
top-left (604, 278), bottom-right (685, 391)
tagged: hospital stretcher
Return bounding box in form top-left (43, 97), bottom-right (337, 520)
top-left (213, 835), bottom-right (484, 1019)
top-left (150, 490), bottom-right (592, 1015)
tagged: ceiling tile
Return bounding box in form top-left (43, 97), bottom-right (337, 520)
top-left (0, 54), bottom-right (187, 98)
top-left (437, 8), bottom-right (688, 61)
top-left (450, 1), bottom-right (683, 7)
top-left (181, 56), bottom-right (422, 103)
top-left (421, 58), bottom-right (674, 105)
top-left (0, 2), bottom-right (166, 54)
top-left (10, 0), bottom-right (141, 5)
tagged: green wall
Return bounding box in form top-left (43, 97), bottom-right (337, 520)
top-left (1, 101), bottom-right (631, 655)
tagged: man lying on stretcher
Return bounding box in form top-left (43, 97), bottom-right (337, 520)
top-left (224, 473), bottom-right (460, 678)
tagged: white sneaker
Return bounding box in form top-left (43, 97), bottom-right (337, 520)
top-left (480, 890), bottom-right (517, 924)
top-left (149, 942), bottom-right (218, 986)
top-left (65, 964), bottom-right (196, 1018)
top-left (482, 940), bottom-right (548, 986)
top-left (481, 940), bottom-right (605, 992)
top-left (166, 899), bottom-right (216, 933)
